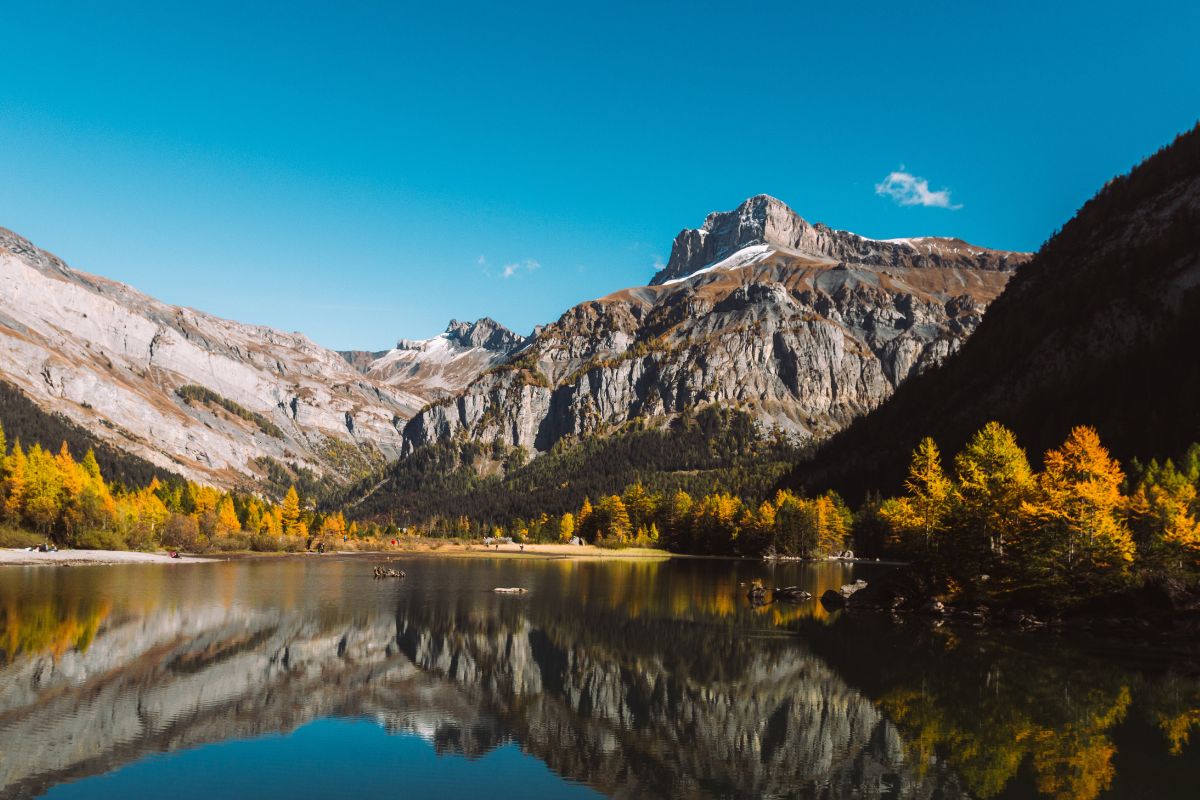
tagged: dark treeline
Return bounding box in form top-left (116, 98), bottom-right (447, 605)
top-left (0, 381), bottom-right (185, 490)
top-left (337, 406), bottom-right (808, 536)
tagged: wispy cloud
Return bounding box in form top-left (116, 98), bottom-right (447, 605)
top-left (501, 258), bottom-right (540, 279)
top-left (875, 168), bottom-right (961, 209)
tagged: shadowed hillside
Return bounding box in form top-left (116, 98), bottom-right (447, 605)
top-left (785, 123), bottom-right (1200, 500)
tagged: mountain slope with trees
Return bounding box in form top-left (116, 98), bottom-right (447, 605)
top-left (785, 123), bottom-right (1200, 502)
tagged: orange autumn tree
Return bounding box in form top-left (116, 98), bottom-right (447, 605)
top-left (1019, 426), bottom-right (1135, 593)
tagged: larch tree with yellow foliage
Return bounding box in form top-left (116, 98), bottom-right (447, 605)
top-left (558, 511), bottom-right (575, 543)
top-left (280, 486), bottom-right (304, 537)
top-left (881, 437), bottom-right (953, 557)
top-left (952, 422), bottom-right (1034, 577)
top-left (1019, 426), bottom-right (1135, 592)
top-left (215, 495), bottom-right (241, 537)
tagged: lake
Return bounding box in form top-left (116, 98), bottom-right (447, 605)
top-left (0, 555), bottom-right (1196, 799)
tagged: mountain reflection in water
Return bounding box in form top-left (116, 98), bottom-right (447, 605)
top-left (0, 557), bottom-right (1196, 799)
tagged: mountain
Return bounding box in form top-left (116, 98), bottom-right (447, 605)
top-left (0, 230), bottom-right (506, 489)
top-left (401, 195), bottom-right (1030, 456)
top-left (339, 317), bottom-right (528, 402)
top-left (0, 578), bottom-right (964, 799)
top-left (786, 124), bottom-right (1200, 500)
top-left (653, 194), bottom-right (1020, 285)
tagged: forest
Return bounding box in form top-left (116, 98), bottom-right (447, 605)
top-left (2, 399), bottom-right (1198, 609)
top-left (338, 406), bottom-right (808, 531)
top-left (0, 417), bottom-right (373, 552)
top-left (864, 422), bottom-right (1200, 604)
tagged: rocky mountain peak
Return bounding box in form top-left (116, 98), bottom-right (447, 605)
top-left (651, 195), bottom-right (1027, 285)
top-left (443, 317), bottom-right (527, 353)
top-left (654, 195), bottom-right (801, 285)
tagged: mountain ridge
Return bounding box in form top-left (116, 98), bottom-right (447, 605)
top-left (652, 194), bottom-right (1023, 285)
top-left (0, 229), bottom-right (508, 490)
top-left (399, 199), bottom-right (1031, 459)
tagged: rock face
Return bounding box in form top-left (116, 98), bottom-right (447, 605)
top-left (654, 194), bottom-right (1020, 285)
top-left (402, 196), bottom-right (1030, 455)
top-left (340, 317), bottom-right (528, 401)
top-left (0, 229), bottom-right (508, 488)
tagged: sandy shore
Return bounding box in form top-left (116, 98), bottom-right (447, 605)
top-left (0, 542), bottom-right (673, 566)
top-left (349, 542), bottom-right (673, 560)
top-left (0, 548), bottom-right (209, 566)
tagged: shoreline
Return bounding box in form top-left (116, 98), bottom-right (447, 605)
top-left (0, 548), bottom-right (211, 566)
top-left (0, 542), bottom-right (677, 566)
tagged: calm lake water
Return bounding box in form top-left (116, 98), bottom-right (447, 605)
top-left (0, 555), bottom-right (1196, 799)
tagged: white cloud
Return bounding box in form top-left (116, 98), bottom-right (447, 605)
top-left (875, 168), bottom-right (961, 209)
top-left (501, 258), bottom-right (540, 279)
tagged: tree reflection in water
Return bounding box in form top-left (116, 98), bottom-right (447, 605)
top-left (0, 557), bottom-right (1195, 799)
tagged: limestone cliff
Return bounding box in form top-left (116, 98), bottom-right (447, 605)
top-left (402, 196), bottom-right (1029, 455)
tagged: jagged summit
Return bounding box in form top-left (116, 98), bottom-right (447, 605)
top-left (443, 317), bottom-right (527, 352)
top-left (651, 195), bottom-right (1025, 285)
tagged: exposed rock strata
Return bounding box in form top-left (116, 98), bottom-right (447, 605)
top-left (0, 584), bottom-right (964, 799)
top-left (402, 196), bottom-right (1030, 455)
top-left (0, 229), bottom-right (509, 487)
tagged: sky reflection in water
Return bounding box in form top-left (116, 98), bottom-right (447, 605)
top-left (0, 556), bottom-right (1197, 799)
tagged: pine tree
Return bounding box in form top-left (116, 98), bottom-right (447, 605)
top-left (814, 493), bottom-right (851, 555)
top-left (1128, 458), bottom-right (1200, 574)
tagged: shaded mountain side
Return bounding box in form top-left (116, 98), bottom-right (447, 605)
top-left (784, 123), bottom-right (1200, 502)
top-left (339, 407), bottom-right (806, 528)
top-left (0, 381), bottom-right (185, 489)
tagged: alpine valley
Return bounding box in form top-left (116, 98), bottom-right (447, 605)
top-left (0, 196), bottom-right (1028, 497)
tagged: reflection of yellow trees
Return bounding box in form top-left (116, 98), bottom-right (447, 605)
top-left (555, 558), bottom-right (858, 627)
top-left (1158, 707), bottom-right (1200, 755)
top-left (1148, 677), bottom-right (1200, 756)
top-left (879, 683), bottom-right (1132, 800)
top-left (1, 597), bottom-right (111, 662)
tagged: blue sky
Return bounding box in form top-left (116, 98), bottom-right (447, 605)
top-left (1, 1), bottom-right (1197, 350)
